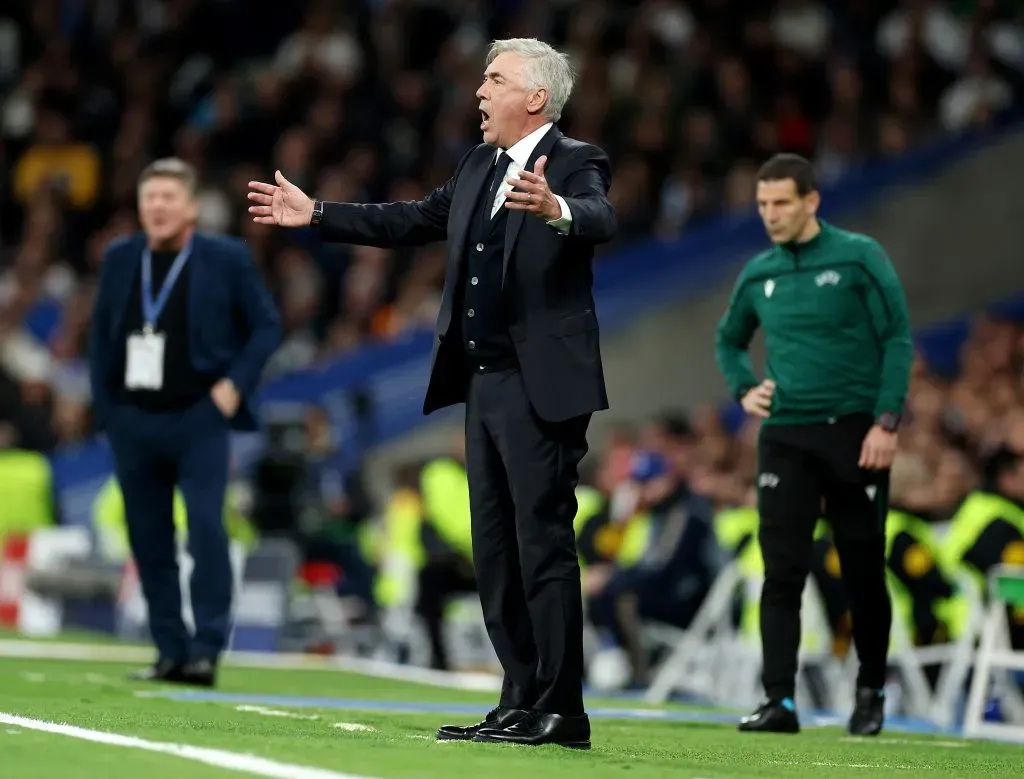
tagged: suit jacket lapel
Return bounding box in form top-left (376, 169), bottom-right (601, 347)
top-left (503, 125), bottom-right (561, 286)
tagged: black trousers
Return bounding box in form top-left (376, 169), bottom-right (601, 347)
top-left (107, 397), bottom-right (233, 663)
top-left (757, 413), bottom-right (892, 701)
top-left (465, 366), bottom-right (590, 715)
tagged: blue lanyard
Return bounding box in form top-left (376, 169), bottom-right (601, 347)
top-left (141, 241), bottom-right (192, 332)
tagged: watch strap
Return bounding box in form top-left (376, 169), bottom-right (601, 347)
top-left (877, 412), bottom-right (901, 432)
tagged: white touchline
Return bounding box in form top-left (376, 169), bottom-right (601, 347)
top-left (0, 713), bottom-right (375, 779)
top-left (332, 724), bottom-right (376, 733)
top-left (235, 705), bottom-right (320, 721)
top-left (839, 737), bottom-right (966, 748)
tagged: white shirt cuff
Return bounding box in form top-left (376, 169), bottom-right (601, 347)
top-left (546, 195), bottom-right (573, 234)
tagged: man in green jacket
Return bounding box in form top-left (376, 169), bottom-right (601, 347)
top-left (715, 153), bottom-right (914, 737)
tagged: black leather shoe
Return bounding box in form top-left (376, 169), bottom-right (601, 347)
top-left (848, 687), bottom-right (884, 736)
top-left (180, 657), bottom-right (217, 688)
top-left (128, 658), bottom-right (216, 687)
top-left (473, 711), bottom-right (591, 749)
top-left (738, 700), bottom-right (800, 733)
top-left (128, 659), bottom-right (188, 683)
top-left (437, 707), bottom-right (528, 741)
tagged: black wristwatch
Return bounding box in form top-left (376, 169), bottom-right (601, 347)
top-left (876, 412), bottom-right (901, 432)
top-left (310, 199), bottom-right (323, 227)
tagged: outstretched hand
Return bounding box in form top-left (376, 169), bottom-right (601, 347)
top-left (503, 156), bottom-right (561, 222)
top-left (247, 171), bottom-right (315, 227)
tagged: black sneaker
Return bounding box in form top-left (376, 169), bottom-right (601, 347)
top-left (738, 699), bottom-right (800, 733)
top-left (848, 687), bottom-right (884, 736)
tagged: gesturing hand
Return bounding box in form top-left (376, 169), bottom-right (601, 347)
top-left (504, 156), bottom-right (561, 222)
top-left (247, 170), bottom-right (315, 227)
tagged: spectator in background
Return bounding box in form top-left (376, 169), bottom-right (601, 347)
top-left (576, 424), bottom-right (636, 572)
top-left (12, 98), bottom-right (100, 212)
top-left (585, 449), bottom-right (719, 688)
top-left (297, 403), bottom-right (376, 613)
top-left (414, 439), bottom-right (475, 672)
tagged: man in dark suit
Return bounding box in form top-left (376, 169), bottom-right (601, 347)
top-left (90, 158), bottom-right (281, 686)
top-left (248, 38), bottom-right (615, 748)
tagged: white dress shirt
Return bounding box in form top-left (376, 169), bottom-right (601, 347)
top-left (491, 122), bottom-right (573, 233)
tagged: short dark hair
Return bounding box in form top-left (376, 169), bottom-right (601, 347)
top-left (757, 153), bottom-right (817, 196)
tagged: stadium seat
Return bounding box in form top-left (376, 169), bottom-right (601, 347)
top-left (643, 561), bottom-right (744, 704)
top-left (884, 572), bottom-right (986, 729)
top-left (645, 562), bottom-right (848, 713)
top-left (963, 565), bottom-right (1024, 742)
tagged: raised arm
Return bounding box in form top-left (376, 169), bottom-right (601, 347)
top-left (504, 145), bottom-right (616, 244)
top-left (558, 144), bottom-right (617, 244)
top-left (316, 179), bottom-right (453, 247)
top-left (248, 152), bottom-right (472, 248)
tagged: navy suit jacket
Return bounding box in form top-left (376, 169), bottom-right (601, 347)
top-left (88, 232), bottom-right (282, 433)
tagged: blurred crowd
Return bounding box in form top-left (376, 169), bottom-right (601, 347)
top-left (0, 0), bottom-right (1022, 454)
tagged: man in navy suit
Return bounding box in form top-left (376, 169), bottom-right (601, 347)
top-left (89, 158), bottom-right (281, 686)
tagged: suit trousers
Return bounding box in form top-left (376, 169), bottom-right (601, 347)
top-left (756, 413), bottom-right (892, 701)
top-left (465, 366), bottom-right (590, 715)
top-left (106, 396), bottom-right (233, 662)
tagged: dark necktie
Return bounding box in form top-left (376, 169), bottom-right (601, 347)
top-left (484, 151), bottom-right (512, 224)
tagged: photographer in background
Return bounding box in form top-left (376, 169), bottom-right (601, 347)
top-left (250, 401), bottom-right (375, 614)
top-left (298, 404), bottom-right (375, 612)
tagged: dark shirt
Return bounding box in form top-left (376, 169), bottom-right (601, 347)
top-left (116, 249), bottom-right (217, 412)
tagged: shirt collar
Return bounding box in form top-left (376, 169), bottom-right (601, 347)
top-left (497, 122), bottom-right (553, 168)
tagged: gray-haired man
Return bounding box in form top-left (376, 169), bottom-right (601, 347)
top-left (248, 38), bottom-right (616, 748)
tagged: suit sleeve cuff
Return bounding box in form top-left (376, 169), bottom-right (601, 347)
top-left (546, 195), bottom-right (573, 234)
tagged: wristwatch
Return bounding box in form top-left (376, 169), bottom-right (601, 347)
top-left (310, 199), bottom-right (324, 227)
top-left (876, 412), bottom-right (901, 432)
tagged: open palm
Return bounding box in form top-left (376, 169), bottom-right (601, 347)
top-left (247, 170), bottom-right (314, 227)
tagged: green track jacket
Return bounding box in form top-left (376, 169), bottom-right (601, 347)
top-left (715, 220), bottom-right (914, 426)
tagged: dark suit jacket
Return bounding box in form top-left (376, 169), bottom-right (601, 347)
top-left (88, 232), bottom-right (282, 432)
top-left (318, 126), bottom-right (616, 422)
